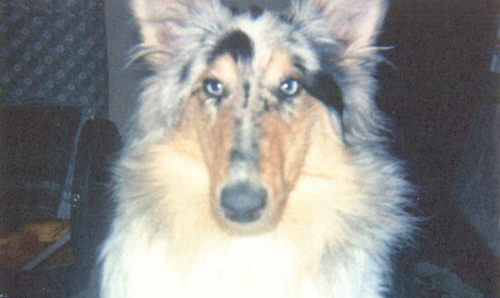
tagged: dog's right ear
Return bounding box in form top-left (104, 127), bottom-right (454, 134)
top-left (131, 0), bottom-right (226, 65)
top-left (293, 0), bottom-right (388, 58)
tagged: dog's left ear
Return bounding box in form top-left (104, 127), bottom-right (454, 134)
top-left (132, 0), bottom-right (228, 65)
top-left (295, 0), bottom-right (388, 54)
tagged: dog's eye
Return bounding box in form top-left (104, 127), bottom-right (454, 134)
top-left (204, 79), bottom-right (224, 97)
top-left (279, 79), bottom-right (300, 96)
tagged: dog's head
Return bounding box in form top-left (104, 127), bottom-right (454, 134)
top-left (130, 0), bottom-right (389, 234)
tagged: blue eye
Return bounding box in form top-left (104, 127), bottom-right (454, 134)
top-left (204, 79), bottom-right (224, 97)
top-left (280, 79), bottom-right (300, 96)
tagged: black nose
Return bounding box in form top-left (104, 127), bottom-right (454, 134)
top-left (220, 182), bottom-right (267, 223)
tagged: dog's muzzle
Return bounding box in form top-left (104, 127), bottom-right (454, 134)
top-left (220, 182), bottom-right (267, 223)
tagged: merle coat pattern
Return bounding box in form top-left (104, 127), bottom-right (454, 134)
top-left (100, 0), bottom-right (414, 297)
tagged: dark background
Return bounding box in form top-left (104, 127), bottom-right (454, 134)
top-left (377, 0), bottom-right (499, 295)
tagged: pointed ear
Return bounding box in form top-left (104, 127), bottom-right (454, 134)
top-left (131, 0), bottom-right (221, 65)
top-left (297, 0), bottom-right (388, 52)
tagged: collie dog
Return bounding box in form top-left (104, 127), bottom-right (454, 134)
top-left (100, 0), bottom-right (414, 297)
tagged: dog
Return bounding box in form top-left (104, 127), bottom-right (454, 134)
top-left (100, 0), bottom-right (414, 297)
